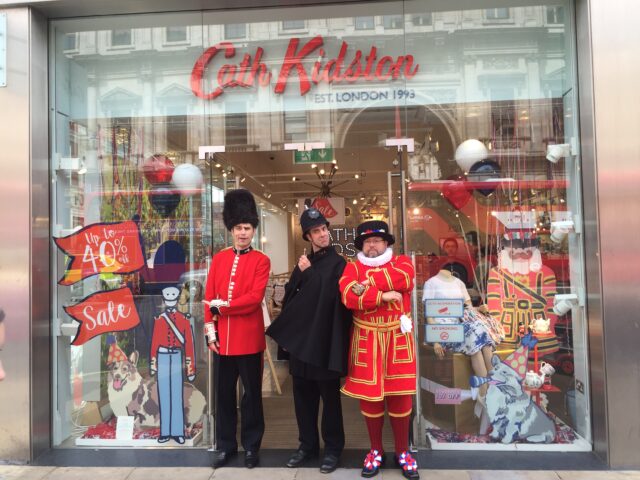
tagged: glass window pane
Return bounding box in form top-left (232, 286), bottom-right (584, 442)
top-left (355, 16), bottom-right (375, 29)
top-left (224, 23), bottom-right (247, 39)
top-left (111, 29), bottom-right (132, 46)
top-left (166, 26), bottom-right (187, 42)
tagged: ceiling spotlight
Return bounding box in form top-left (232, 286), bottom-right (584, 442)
top-left (311, 163), bottom-right (317, 169)
top-left (264, 191), bottom-right (272, 199)
top-left (295, 202), bottom-right (299, 208)
top-left (222, 172), bottom-right (228, 177)
top-left (333, 165), bottom-right (339, 170)
top-left (332, 159), bottom-right (337, 165)
top-left (240, 176), bottom-right (246, 183)
top-left (292, 176), bottom-right (298, 182)
top-left (352, 199), bottom-right (357, 205)
top-left (215, 163), bottom-right (222, 168)
top-left (354, 174), bottom-right (360, 179)
top-left (319, 169), bottom-right (325, 175)
top-left (359, 193), bottom-right (365, 200)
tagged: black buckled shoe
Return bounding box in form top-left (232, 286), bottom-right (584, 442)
top-left (319, 453), bottom-right (340, 474)
top-left (245, 450), bottom-right (259, 469)
top-left (286, 449), bottom-right (317, 468)
top-left (395, 451), bottom-right (420, 480)
top-left (211, 449), bottom-right (237, 468)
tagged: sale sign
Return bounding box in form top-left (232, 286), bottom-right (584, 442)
top-left (298, 197), bottom-right (345, 225)
top-left (54, 220), bottom-right (145, 285)
top-left (65, 287), bottom-right (141, 346)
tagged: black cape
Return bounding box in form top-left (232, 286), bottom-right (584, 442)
top-left (266, 246), bottom-right (352, 376)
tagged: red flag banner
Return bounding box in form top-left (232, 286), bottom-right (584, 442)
top-left (54, 220), bottom-right (145, 286)
top-left (65, 287), bottom-right (141, 346)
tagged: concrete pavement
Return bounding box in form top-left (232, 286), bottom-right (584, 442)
top-left (1, 467), bottom-right (640, 480)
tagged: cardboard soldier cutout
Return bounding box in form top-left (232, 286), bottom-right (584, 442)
top-left (150, 286), bottom-right (196, 444)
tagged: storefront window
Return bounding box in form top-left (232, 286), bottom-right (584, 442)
top-left (51, 0), bottom-right (589, 451)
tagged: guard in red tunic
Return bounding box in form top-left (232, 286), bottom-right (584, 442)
top-left (339, 221), bottom-right (419, 480)
top-left (204, 189), bottom-right (270, 469)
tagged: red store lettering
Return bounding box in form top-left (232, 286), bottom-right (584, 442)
top-left (191, 35), bottom-right (419, 100)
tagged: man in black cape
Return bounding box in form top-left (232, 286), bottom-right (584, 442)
top-left (266, 208), bottom-right (352, 473)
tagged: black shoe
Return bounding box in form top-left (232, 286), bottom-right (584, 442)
top-left (173, 436), bottom-right (185, 445)
top-left (211, 449), bottom-right (237, 468)
top-left (395, 451), bottom-right (420, 480)
top-left (157, 436), bottom-right (170, 443)
top-left (286, 449), bottom-right (317, 468)
top-left (361, 450), bottom-right (386, 478)
top-left (245, 450), bottom-right (259, 469)
top-left (319, 454), bottom-right (340, 474)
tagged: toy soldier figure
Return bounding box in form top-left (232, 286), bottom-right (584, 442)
top-left (487, 217), bottom-right (559, 358)
top-left (150, 286), bottom-right (196, 444)
top-left (204, 189), bottom-right (271, 469)
top-left (267, 208), bottom-right (352, 473)
top-left (339, 220), bottom-right (419, 479)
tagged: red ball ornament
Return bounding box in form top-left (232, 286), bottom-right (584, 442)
top-left (142, 154), bottom-right (175, 185)
top-left (442, 174), bottom-right (472, 210)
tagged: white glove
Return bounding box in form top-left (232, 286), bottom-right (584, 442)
top-left (400, 314), bottom-right (413, 334)
top-left (209, 299), bottom-right (229, 308)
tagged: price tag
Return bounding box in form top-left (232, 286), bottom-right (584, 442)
top-left (424, 298), bottom-right (464, 318)
top-left (425, 324), bottom-right (464, 343)
top-left (115, 416), bottom-right (135, 440)
top-left (434, 388), bottom-right (462, 404)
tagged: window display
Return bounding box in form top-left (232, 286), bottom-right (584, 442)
top-left (50, 0), bottom-right (588, 452)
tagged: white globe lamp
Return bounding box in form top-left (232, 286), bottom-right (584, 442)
top-left (454, 139), bottom-right (489, 172)
top-left (172, 163), bottom-right (204, 194)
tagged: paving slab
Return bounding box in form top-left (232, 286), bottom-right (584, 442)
top-left (127, 467), bottom-right (214, 480)
top-left (213, 467), bottom-right (296, 480)
top-left (470, 471), bottom-right (560, 480)
top-left (0, 466), bottom-right (55, 480)
top-left (42, 467), bottom-right (134, 480)
top-left (557, 472), bottom-right (640, 480)
top-left (382, 468), bottom-right (470, 480)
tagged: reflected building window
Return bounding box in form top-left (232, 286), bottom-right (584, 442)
top-left (546, 6), bottom-right (565, 24)
top-left (166, 26), bottom-right (188, 43)
top-left (111, 29), bottom-right (132, 47)
top-left (283, 94), bottom-right (307, 143)
top-left (485, 8), bottom-right (510, 20)
top-left (225, 103), bottom-right (248, 146)
top-left (411, 13), bottom-right (432, 26)
top-left (354, 16), bottom-right (375, 30)
top-left (383, 15), bottom-right (403, 29)
top-left (224, 23), bottom-right (247, 39)
top-left (63, 32), bottom-right (78, 51)
top-left (282, 19), bottom-right (305, 30)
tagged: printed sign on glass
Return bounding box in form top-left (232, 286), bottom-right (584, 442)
top-left (54, 220), bottom-right (145, 285)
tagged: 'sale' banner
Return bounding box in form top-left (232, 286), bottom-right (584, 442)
top-left (65, 287), bottom-right (141, 346)
top-left (54, 220), bottom-right (145, 285)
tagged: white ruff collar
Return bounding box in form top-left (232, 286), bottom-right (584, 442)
top-left (357, 248), bottom-right (393, 267)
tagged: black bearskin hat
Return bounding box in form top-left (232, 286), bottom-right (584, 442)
top-left (223, 189), bottom-right (259, 231)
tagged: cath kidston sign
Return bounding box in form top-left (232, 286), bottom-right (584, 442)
top-left (190, 35), bottom-right (419, 100)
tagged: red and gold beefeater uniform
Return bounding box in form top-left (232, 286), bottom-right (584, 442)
top-left (487, 265), bottom-right (559, 356)
top-left (339, 254), bottom-right (416, 401)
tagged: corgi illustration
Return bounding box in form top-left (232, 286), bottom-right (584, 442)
top-left (107, 350), bottom-right (205, 428)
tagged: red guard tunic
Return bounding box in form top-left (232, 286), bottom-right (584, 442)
top-left (339, 254), bottom-right (416, 401)
top-left (151, 309), bottom-right (196, 377)
top-left (204, 247), bottom-right (270, 355)
top-left (487, 265), bottom-right (559, 356)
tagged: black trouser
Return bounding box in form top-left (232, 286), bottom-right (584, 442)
top-left (292, 375), bottom-right (345, 456)
top-left (214, 352), bottom-right (265, 453)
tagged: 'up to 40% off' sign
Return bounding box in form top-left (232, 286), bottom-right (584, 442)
top-left (54, 220), bottom-right (146, 285)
